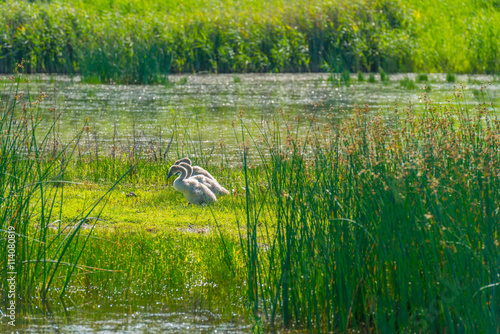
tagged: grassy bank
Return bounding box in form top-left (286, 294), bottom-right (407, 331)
top-left (0, 70), bottom-right (123, 312)
top-left (1, 0), bottom-right (499, 83)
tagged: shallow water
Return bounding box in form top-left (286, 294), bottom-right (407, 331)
top-left (10, 73), bottom-right (500, 153)
top-left (6, 302), bottom-right (250, 333)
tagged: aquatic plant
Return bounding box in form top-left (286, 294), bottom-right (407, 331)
top-left (0, 69), bottom-right (130, 310)
top-left (400, 76), bottom-right (417, 89)
top-left (357, 71), bottom-right (365, 82)
top-left (416, 73), bottom-right (428, 82)
top-left (236, 88), bottom-right (500, 331)
top-left (447, 72), bottom-right (456, 82)
top-left (368, 73), bottom-right (376, 83)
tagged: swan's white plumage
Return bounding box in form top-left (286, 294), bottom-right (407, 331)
top-left (174, 157), bottom-right (216, 181)
top-left (167, 165), bottom-right (216, 205)
top-left (179, 162), bottom-right (229, 196)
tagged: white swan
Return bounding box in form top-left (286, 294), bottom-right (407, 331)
top-left (167, 165), bottom-right (217, 205)
top-left (179, 162), bottom-right (229, 197)
top-left (174, 157), bottom-right (216, 180)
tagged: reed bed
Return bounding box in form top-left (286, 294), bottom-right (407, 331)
top-left (1, 0), bottom-right (499, 83)
top-left (235, 88), bottom-right (500, 331)
top-left (0, 70), bottom-right (130, 311)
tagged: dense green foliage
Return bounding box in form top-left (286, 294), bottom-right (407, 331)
top-left (1, 0), bottom-right (499, 83)
top-left (0, 71), bottom-right (135, 315)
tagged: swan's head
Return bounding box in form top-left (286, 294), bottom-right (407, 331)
top-left (179, 162), bottom-right (191, 169)
top-left (174, 157), bottom-right (192, 166)
top-left (167, 165), bottom-right (185, 180)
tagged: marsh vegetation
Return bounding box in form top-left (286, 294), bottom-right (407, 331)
top-left (1, 0), bottom-right (499, 83)
top-left (1, 70), bottom-right (499, 332)
top-left (1, 1), bottom-right (500, 331)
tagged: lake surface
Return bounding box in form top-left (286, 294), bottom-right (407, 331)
top-left (10, 73), bottom-right (500, 163)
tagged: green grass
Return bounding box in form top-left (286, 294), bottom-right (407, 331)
top-left (416, 73), bottom-right (428, 82)
top-left (1, 0), bottom-right (499, 83)
top-left (380, 69), bottom-right (389, 82)
top-left (49, 182), bottom-right (244, 234)
top-left (357, 71), bottom-right (365, 82)
top-left (41, 203), bottom-right (247, 321)
top-left (368, 73), bottom-right (376, 83)
top-left (400, 76), bottom-right (417, 89)
top-left (447, 72), bottom-right (456, 82)
top-left (341, 70), bottom-right (351, 86)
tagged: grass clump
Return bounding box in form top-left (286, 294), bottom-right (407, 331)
top-left (2, 0), bottom-right (500, 82)
top-left (380, 69), bottom-right (389, 82)
top-left (368, 73), bottom-right (376, 83)
top-left (357, 71), bottom-right (364, 82)
top-left (400, 76), bottom-right (417, 89)
top-left (416, 73), bottom-right (428, 82)
top-left (341, 70), bottom-right (351, 86)
top-left (447, 72), bottom-right (456, 82)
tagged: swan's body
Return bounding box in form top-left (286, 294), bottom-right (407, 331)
top-left (175, 157), bottom-right (216, 181)
top-left (179, 162), bottom-right (229, 197)
top-left (167, 165), bottom-right (216, 205)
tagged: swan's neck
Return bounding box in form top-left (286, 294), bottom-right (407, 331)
top-left (176, 168), bottom-right (188, 181)
top-left (183, 164), bottom-right (193, 178)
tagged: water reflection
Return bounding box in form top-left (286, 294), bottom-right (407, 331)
top-left (13, 301), bottom-right (250, 333)
top-left (16, 73), bottom-right (500, 143)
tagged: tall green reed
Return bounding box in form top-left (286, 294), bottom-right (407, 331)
top-left (0, 69), bottom-right (130, 310)
top-left (237, 91), bottom-right (500, 331)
